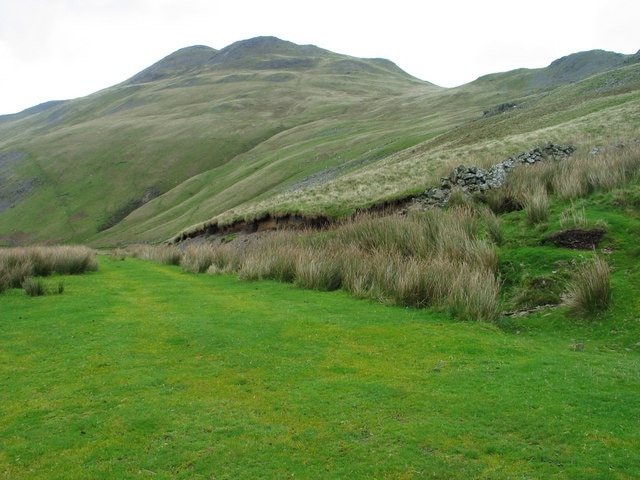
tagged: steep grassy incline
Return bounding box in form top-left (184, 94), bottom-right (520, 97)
top-left (0, 38), bottom-right (638, 246)
top-left (0, 37), bottom-right (447, 245)
top-left (167, 60), bottom-right (640, 242)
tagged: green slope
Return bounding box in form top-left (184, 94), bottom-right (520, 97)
top-left (0, 37), bottom-right (638, 246)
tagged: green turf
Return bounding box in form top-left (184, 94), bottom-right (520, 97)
top-left (1, 257), bottom-right (639, 479)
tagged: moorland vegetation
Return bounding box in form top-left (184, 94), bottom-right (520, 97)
top-left (121, 142), bottom-right (640, 321)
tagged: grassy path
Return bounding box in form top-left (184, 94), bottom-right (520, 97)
top-left (1, 257), bottom-right (639, 478)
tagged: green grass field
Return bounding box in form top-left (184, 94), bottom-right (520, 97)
top-left (1, 256), bottom-right (639, 479)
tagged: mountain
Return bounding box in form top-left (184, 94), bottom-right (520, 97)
top-left (0, 37), bottom-right (639, 246)
top-left (470, 49), bottom-right (635, 91)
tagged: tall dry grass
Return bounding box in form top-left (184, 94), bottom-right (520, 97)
top-left (238, 231), bottom-right (301, 282)
top-left (480, 207), bottom-right (503, 245)
top-left (119, 210), bottom-right (502, 319)
top-left (180, 245), bottom-right (212, 273)
top-left (0, 246), bottom-right (98, 291)
top-left (186, 208), bottom-right (501, 321)
top-left (125, 244), bottom-right (182, 266)
top-left (567, 255), bottom-right (611, 316)
top-left (294, 246), bottom-right (343, 291)
top-left (448, 267), bottom-right (500, 322)
top-left (503, 143), bottom-right (640, 203)
top-left (523, 186), bottom-right (550, 225)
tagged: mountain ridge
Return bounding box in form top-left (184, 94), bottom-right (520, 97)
top-left (0, 37), bottom-right (638, 246)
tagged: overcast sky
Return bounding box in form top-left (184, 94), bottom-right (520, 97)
top-left (1, 0), bottom-right (638, 115)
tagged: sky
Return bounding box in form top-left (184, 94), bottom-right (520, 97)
top-left (0, 0), bottom-right (638, 115)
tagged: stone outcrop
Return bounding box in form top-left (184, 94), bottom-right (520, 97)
top-left (483, 102), bottom-right (519, 117)
top-left (418, 143), bottom-right (576, 207)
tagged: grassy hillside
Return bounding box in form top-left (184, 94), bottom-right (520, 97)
top-left (0, 38), bottom-right (638, 246)
top-left (0, 37), bottom-right (440, 245)
top-left (169, 60), bottom-right (640, 242)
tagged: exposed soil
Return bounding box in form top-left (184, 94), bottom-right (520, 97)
top-left (173, 198), bottom-right (414, 244)
top-left (542, 229), bottom-right (606, 250)
top-left (175, 214), bottom-right (331, 243)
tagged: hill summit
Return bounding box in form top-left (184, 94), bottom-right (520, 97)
top-left (126, 45), bottom-right (218, 83)
top-left (126, 36), bottom-right (336, 84)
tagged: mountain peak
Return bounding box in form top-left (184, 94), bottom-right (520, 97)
top-left (210, 36), bottom-right (327, 69)
top-left (126, 45), bottom-right (218, 84)
top-left (539, 49), bottom-right (628, 85)
top-left (125, 37), bottom-right (331, 84)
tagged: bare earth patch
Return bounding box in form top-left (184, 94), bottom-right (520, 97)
top-left (542, 229), bottom-right (606, 250)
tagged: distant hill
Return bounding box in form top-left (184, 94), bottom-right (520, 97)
top-left (471, 49), bottom-right (636, 91)
top-left (0, 37), bottom-right (638, 246)
top-left (532, 49), bottom-right (629, 88)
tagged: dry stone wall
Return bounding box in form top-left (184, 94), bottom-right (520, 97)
top-left (418, 143), bottom-right (576, 207)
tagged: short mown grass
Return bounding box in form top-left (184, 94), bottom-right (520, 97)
top-left (1, 257), bottom-right (639, 479)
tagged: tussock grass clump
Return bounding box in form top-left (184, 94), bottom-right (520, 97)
top-left (504, 143), bottom-right (640, 202)
top-left (238, 248), bottom-right (298, 282)
top-left (447, 268), bottom-right (500, 322)
top-left (22, 277), bottom-right (46, 297)
top-left (294, 247), bottom-right (342, 291)
top-left (391, 256), bottom-right (457, 309)
top-left (434, 206), bottom-right (498, 272)
top-left (181, 244), bottom-right (218, 273)
top-left (559, 204), bottom-right (589, 229)
top-left (447, 187), bottom-right (474, 208)
top-left (523, 186), bottom-right (550, 225)
top-left (127, 244), bottom-right (182, 266)
top-left (48, 246), bottom-right (99, 274)
top-left (0, 246), bottom-right (97, 291)
top-left (567, 255), bottom-right (611, 316)
top-left (586, 147), bottom-right (640, 192)
top-left (502, 162), bottom-right (553, 205)
top-left (204, 244), bottom-right (242, 274)
top-left (552, 161), bottom-right (590, 200)
top-left (480, 207), bottom-right (504, 245)
top-left (335, 213), bottom-right (424, 257)
top-left (238, 231), bottom-right (300, 282)
top-left (1, 254), bottom-right (34, 288)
